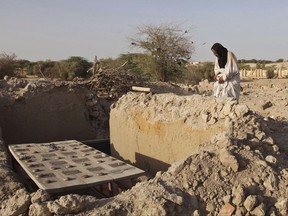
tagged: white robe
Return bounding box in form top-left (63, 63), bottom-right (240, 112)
top-left (213, 51), bottom-right (240, 102)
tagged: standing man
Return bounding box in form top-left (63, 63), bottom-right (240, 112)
top-left (211, 43), bottom-right (241, 102)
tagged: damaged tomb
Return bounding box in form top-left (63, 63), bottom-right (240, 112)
top-left (0, 76), bottom-right (288, 215)
top-left (8, 140), bottom-right (145, 193)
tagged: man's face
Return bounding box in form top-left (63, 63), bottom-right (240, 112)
top-left (212, 49), bottom-right (219, 57)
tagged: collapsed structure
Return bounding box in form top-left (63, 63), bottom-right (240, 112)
top-left (0, 76), bottom-right (288, 215)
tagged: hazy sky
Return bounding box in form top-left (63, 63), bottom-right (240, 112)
top-left (1, 0), bottom-right (288, 62)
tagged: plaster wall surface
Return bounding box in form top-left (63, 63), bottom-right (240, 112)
top-left (110, 92), bottom-right (235, 175)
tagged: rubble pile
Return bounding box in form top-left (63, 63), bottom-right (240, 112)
top-left (83, 94), bottom-right (288, 215)
top-left (0, 77), bottom-right (287, 215)
top-left (0, 76), bottom-right (59, 103)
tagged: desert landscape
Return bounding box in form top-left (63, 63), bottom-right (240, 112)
top-left (2, 0), bottom-right (288, 215)
top-left (0, 74), bottom-right (287, 215)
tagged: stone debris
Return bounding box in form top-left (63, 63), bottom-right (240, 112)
top-left (217, 203), bottom-right (235, 216)
top-left (0, 77), bottom-right (288, 215)
top-left (243, 195), bottom-right (258, 212)
top-left (0, 188), bottom-right (31, 216)
top-left (31, 189), bottom-right (51, 204)
top-left (275, 198), bottom-right (288, 215)
top-left (218, 148), bottom-right (239, 172)
top-left (262, 101), bottom-right (273, 110)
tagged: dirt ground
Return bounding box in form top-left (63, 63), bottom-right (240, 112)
top-left (240, 78), bottom-right (288, 119)
top-left (0, 77), bottom-right (287, 215)
top-left (239, 78), bottom-right (288, 154)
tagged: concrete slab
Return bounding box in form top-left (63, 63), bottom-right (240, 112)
top-left (9, 140), bottom-right (145, 193)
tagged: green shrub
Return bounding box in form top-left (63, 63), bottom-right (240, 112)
top-left (266, 68), bottom-right (275, 79)
top-left (0, 53), bottom-right (17, 78)
top-left (184, 62), bottom-right (214, 85)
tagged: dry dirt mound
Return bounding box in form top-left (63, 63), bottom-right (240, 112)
top-left (0, 78), bottom-right (288, 215)
top-left (81, 94), bottom-right (288, 215)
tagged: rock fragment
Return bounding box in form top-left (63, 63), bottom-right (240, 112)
top-left (219, 149), bottom-right (239, 172)
top-left (251, 203), bottom-right (266, 215)
top-left (262, 101), bottom-right (273, 110)
top-left (275, 198), bottom-right (288, 215)
top-left (263, 172), bottom-right (278, 191)
top-left (29, 203), bottom-right (52, 216)
top-left (0, 188), bottom-right (31, 216)
top-left (217, 203), bottom-right (235, 216)
top-left (232, 184), bottom-right (245, 206)
top-left (243, 195), bottom-right (258, 212)
top-left (265, 155), bottom-right (277, 164)
top-left (31, 189), bottom-right (51, 203)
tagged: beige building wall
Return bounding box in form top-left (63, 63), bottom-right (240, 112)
top-left (240, 68), bottom-right (288, 79)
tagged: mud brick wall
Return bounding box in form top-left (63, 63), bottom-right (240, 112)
top-left (109, 93), bottom-right (246, 175)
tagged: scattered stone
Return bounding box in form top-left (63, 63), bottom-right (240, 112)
top-left (237, 131), bottom-right (248, 140)
top-left (234, 206), bottom-right (247, 215)
top-left (0, 188), bottom-right (31, 216)
top-left (217, 203), bottom-right (235, 216)
top-left (263, 172), bottom-right (278, 191)
top-left (281, 169), bottom-right (288, 180)
top-left (263, 136), bottom-right (274, 145)
top-left (234, 104), bottom-right (249, 117)
top-left (206, 202), bottom-right (216, 212)
top-left (262, 101), bottom-right (273, 110)
top-left (219, 149), bottom-right (239, 172)
top-left (272, 145), bottom-right (279, 152)
top-left (192, 209), bottom-right (200, 216)
top-left (232, 184), bottom-right (245, 206)
top-left (208, 117), bottom-right (217, 125)
top-left (31, 189), bottom-right (51, 203)
top-left (243, 195), bottom-right (258, 212)
top-left (275, 198), bottom-right (288, 215)
top-left (251, 203), bottom-right (266, 215)
top-left (29, 203), bottom-right (52, 216)
top-left (255, 131), bottom-right (266, 141)
top-left (265, 155), bottom-right (277, 164)
top-left (47, 194), bottom-right (89, 215)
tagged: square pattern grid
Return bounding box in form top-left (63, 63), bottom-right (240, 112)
top-left (9, 140), bottom-right (145, 193)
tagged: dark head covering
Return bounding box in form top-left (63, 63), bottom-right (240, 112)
top-left (211, 43), bottom-right (228, 68)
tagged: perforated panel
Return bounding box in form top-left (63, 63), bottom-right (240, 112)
top-left (9, 140), bottom-right (145, 193)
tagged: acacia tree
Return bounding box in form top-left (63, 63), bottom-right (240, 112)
top-left (0, 53), bottom-right (17, 79)
top-left (130, 23), bottom-right (194, 81)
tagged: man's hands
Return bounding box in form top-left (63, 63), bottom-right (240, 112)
top-left (218, 76), bottom-right (224, 84)
top-left (214, 74), bottom-right (225, 84)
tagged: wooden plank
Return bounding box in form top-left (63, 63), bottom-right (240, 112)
top-left (132, 86), bottom-right (151, 92)
top-left (8, 140), bottom-right (145, 193)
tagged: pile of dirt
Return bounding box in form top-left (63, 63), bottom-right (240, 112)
top-left (0, 77), bottom-right (288, 215)
top-left (83, 93), bottom-right (288, 215)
